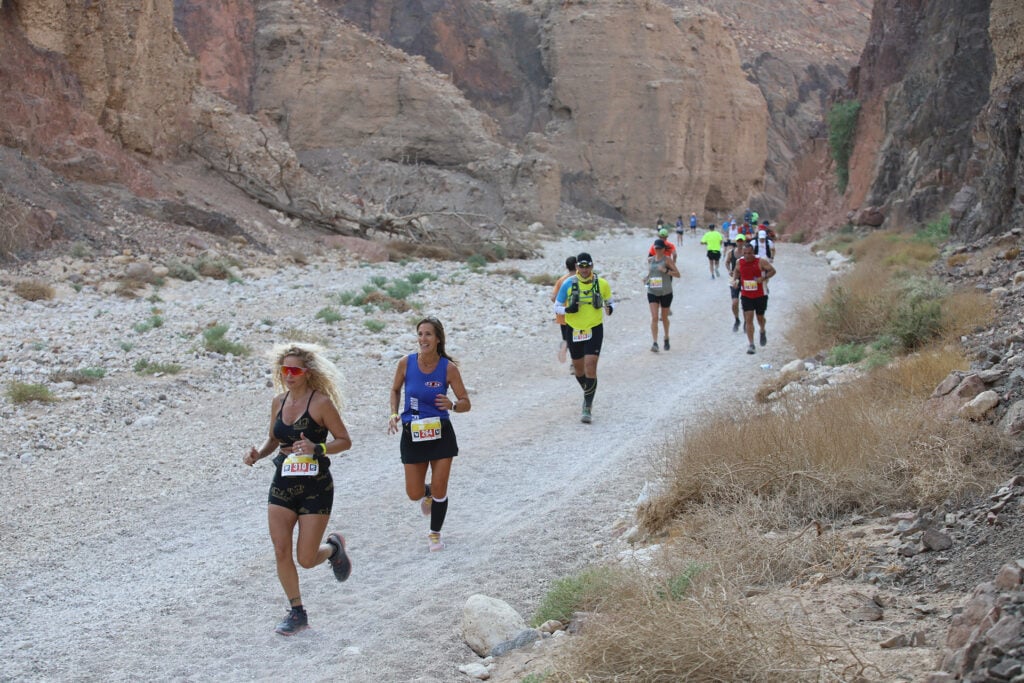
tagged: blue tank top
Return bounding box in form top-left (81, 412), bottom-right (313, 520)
top-left (273, 391), bottom-right (329, 447)
top-left (402, 354), bottom-right (450, 423)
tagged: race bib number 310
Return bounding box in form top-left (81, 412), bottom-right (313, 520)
top-left (282, 453), bottom-right (319, 477)
top-left (411, 417), bottom-right (442, 442)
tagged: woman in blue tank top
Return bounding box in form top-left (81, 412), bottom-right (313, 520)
top-left (243, 343), bottom-right (353, 636)
top-left (387, 317), bottom-right (471, 552)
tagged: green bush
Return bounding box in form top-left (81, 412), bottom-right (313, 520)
top-left (203, 324), bottom-right (250, 356)
top-left (465, 254), bottom-right (487, 271)
top-left (407, 271), bottom-right (437, 286)
top-left (133, 359), bottom-right (182, 375)
top-left (828, 99), bottom-right (861, 193)
top-left (364, 319), bottom-right (386, 333)
top-left (51, 367), bottom-right (106, 384)
top-left (889, 299), bottom-right (943, 350)
top-left (133, 314), bottom-right (164, 334)
top-left (531, 567), bottom-right (620, 626)
top-left (316, 307), bottom-right (342, 324)
top-left (6, 381), bottom-right (56, 403)
top-left (915, 213), bottom-right (951, 246)
top-left (826, 342), bottom-right (866, 366)
top-left (166, 259), bottom-right (199, 281)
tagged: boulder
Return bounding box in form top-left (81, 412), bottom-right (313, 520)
top-left (462, 594), bottom-right (527, 658)
top-left (959, 390), bottom-right (999, 420)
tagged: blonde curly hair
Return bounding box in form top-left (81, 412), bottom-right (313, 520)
top-left (269, 342), bottom-right (345, 411)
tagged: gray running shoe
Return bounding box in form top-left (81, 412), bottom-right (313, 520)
top-left (581, 406), bottom-right (592, 424)
top-left (733, 318), bottom-right (740, 332)
top-left (746, 344), bottom-right (756, 355)
top-left (759, 330), bottom-right (767, 347)
top-left (663, 338), bottom-right (670, 351)
top-left (650, 342), bottom-right (659, 353)
top-left (326, 533), bottom-right (352, 582)
top-left (275, 608), bottom-right (309, 636)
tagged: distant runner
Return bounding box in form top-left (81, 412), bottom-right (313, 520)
top-left (725, 234), bottom-right (746, 332)
top-left (645, 239), bottom-right (681, 352)
top-left (700, 224), bottom-right (724, 279)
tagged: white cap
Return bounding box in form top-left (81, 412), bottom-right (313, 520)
top-left (758, 230), bottom-right (767, 238)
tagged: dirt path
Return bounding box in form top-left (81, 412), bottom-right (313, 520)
top-left (0, 232), bottom-right (829, 682)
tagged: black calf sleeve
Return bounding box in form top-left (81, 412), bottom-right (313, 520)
top-left (430, 497), bottom-right (449, 533)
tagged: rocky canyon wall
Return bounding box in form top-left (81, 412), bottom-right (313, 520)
top-left (785, 0), bottom-right (1022, 241)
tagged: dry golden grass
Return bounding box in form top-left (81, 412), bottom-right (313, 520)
top-left (13, 279), bottom-right (55, 301)
top-left (945, 252), bottom-right (970, 267)
top-left (115, 278), bottom-right (147, 298)
top-left (552, 560), bottom-right (843, 682)
top-left (754, 369), bottom-right (804, 403)
top-left (940, 288), bottom-right (994, 339)
top-left (639, 347), bottom-right (1010, 537)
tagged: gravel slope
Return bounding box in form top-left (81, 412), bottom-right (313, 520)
top-left (0, 230), bottom-right (829, 682)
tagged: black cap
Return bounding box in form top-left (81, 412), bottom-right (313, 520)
top-left (653, 239), bottom-right (666, 249)
top-left (576, 252), bottom-right (593, 267)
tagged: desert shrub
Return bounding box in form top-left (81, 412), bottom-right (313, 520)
top-left (115, 278), bottom-right (147, 298)
top-left (51, 367), bottom-right (106, 384)
top-left (13, 280), bottom-right (55, 301)
top-left (531, 566), bottom-right (622, 627)
top-left (202, 324), bottom-right (250, 356)
top-left (946, 252), bottom-right (970, 267)
top-left (363, 319), bottom-right (386, 333)
top-left (571, 229), bottom-right (595, 241)
top-left (889, 298), bottom-right (943, 350)
top-left (528, 273), bottom-right (557, 286)
top-left (6, 381), bottom-right (56, 403)
top-left (133, 359), bottom-right (182, 375)
top-left (638, 346), bottom-right (1008, 539)
top-left (165, 259), bottom-right (199, 281)
top-left (826, 342), bottom-right (866, 366)
top-left (133, 314), bottom-right (164, 334)
top-left (406, 271), bottom-right (436, 286)
top-left (194, 256), bottom-right (234, 280)
top-left (554, 560), bottom-right (836, 682)
top-left (316, 307), bottom-right (342, 324)
top-left (827, 99), bottom-right (860, 193)
top-left (465, 254), bottom-right (487, 271)
top-left (69, 241), bottom-right (94, 259)
top-left (915, 213), bottom-right (951, 246)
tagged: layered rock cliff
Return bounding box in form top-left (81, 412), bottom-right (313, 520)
top-left (1, 0), bottom-right (874, 258)
top-left (784, 0), bottom-right (1023, 241)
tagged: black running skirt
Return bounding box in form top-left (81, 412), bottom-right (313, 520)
top-left (399, 418), bottom-right (459, 464)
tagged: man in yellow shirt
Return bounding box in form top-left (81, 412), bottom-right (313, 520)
top-left (700, 224), bottom-right (724, 279)
top-left (554, 252), bottom-right (614, 423)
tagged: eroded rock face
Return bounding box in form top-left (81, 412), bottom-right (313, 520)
top-left (173, 0), bottom-right (255, 110)
top-left (954, 0), bottom-right (1024, 242)
top-left (543, 2), bottom-right (767, 220)
top-left (10, 0), bottom-right (197, 157)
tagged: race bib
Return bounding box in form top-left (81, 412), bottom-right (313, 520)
top-left (572, 328), bottom-right (593, 343)
top-left (648, 277), bottom-right (663, 289)
top-left (281, 453), bottom-right (319, 477)
top-left (742, 279), bottom-right (759, 291)
top-left (411, 417), bottom-right (442, 442)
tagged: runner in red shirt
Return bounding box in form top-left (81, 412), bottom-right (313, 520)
top-left (736, 241), bottom-right (777, 354)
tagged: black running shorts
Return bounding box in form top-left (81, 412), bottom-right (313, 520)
top-left (268, 454), bottom-right (334, 515)
top-left (400, 418), bottom-right (459, 464)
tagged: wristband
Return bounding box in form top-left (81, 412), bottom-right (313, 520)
top-left (451, 399), bottom-right (458, 413)
top-left (314, 443), bottom-right (326, 457)
top-left (390, 413), bottom-right (399, 420)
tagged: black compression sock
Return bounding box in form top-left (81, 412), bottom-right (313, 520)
top-left (574, 374), bottom-right (587, 389)
top-left (583, 377), bottom-right (597, 407)
top-left (430, 496), bottom-right (449, 533)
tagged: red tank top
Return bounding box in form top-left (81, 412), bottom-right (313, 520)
top-left (736, 257), bottom-right (765, 298)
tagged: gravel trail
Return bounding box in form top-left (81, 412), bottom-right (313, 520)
top-left (0, 230), bottom-right (829, 682)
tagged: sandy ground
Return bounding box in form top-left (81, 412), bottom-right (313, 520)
top-left (0, 232), bottom-right (829, 682)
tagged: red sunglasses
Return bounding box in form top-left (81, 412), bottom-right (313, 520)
top-left (280, 366), bottom-right (307, 377)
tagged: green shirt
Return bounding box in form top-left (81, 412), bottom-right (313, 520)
top-left (700, 229), bottom-right (724, 251)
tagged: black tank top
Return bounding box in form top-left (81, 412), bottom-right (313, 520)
top-left (273, 391), bottom-right (329, 447)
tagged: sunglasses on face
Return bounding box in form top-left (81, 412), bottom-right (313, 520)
top-left (280, 366), bottom-right (307, 377)
top-left (577, 262), bottom-right (593, 268)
